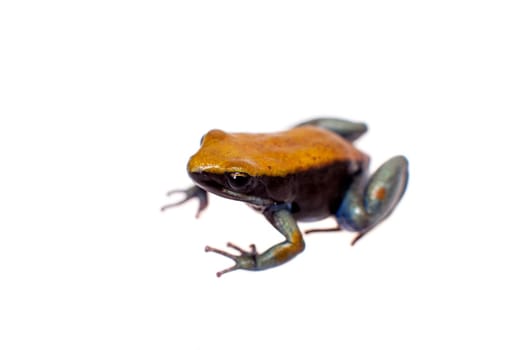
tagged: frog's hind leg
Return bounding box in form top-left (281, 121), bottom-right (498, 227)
top-left (295, 117), bottom-right (368, 142)
top-left (336, 155), bottom-right (409, 245)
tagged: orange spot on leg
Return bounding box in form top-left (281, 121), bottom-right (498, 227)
top-left (374, 187), bottom-right (387, 200)
top-left (273, 230), bottom-right (305, 264)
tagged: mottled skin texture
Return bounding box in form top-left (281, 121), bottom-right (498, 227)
top-left (162, 118), bottom-right (409, 277)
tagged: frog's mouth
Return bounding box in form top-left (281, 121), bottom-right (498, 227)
top-left (219, 188), bottom-right (274, 207)
top-left (189, 171), bottom-right (273, 207)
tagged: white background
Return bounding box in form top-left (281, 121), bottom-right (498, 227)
top-left (1, 1), bottom-right (524, 349)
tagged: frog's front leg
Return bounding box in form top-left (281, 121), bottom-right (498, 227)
top-left (337, 155), bottom-right (409, 245)
top-left (205, 205), bottom-right (305, 277)
top-left (161, 185), bottom-right (208, 218)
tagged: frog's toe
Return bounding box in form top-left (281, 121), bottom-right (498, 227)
top-left (350, 231), bottom-right (367, 246)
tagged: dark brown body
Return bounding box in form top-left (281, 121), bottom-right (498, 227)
top-left (258, 161), bottom-right (362, 220)
top-left (190, 160), bottom-right (365, 221)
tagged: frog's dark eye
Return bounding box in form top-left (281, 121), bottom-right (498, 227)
top-left (200, 135), bottom-right (205, 145)
top-left (226, 172), bottom-right (253, 191)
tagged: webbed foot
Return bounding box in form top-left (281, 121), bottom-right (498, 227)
top-left (205, 243), bottom-right (258, 277)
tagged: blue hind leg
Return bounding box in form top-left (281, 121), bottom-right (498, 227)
top-left (336, 155), bottom-right (409, 245)
top-left (295, 117), bottom-right (368, 141)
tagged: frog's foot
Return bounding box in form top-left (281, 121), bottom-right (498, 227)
top-left (205, 242), bottom-right (258, 277)
top-left (161, 186), bottom-right (208, 218)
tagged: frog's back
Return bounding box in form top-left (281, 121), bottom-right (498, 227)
top-left (189, 125), bottom-right (367, 177)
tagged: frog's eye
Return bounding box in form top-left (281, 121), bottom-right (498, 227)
top-left (226, 172), bottom-right (253, 191)
top-left (200, 135), bottom-right (205, 145)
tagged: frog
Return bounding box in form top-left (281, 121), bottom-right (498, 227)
top-left (162, 117), bottom-right (409, 277)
